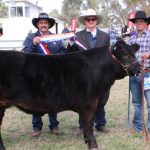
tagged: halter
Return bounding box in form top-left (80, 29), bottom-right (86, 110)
top-left (112, 54), bottom-right (138, 75)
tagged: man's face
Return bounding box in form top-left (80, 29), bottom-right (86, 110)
top-left (37, 19), bottom-right (50, 33)
top-left (135, 19), bottom-right (147, 32)
top-left (84, 16), bottom-right (97, 28)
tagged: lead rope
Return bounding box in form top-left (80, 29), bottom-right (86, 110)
top-left (141, 69), bottom-right (149, 144)
top-left (127, 80), bottom-right (131, 133)
top-left (111, 55), bottom-right (138, 75)
top-left (141, 59), bottom-right (149, 145)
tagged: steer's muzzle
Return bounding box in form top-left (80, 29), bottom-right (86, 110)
top-left (128, 61), bottom-right (142, 76)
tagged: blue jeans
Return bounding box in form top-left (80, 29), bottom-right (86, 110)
top-left (129, 73), bottom-right (150, 132)
top-left (32, 112), bottom-right (59, 131)
top-left (79, 106), bottom-right (106, 129)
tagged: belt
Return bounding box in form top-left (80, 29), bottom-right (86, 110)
top-left (136, 69), bottom-right (150, 76)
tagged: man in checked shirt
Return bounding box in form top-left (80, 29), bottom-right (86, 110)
top-left (128, 10), bottom-right (150, 133)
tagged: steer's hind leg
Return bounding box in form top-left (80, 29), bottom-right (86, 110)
top-left (0, 108), bottom-right (6, 150)
top-left (80, 111), bottom-right (98, 149)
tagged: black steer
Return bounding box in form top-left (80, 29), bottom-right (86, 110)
top-left (0, 39), bottom-right (140, 150)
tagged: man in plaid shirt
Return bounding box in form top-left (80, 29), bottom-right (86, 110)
top-left (128, 10), bottom-right (150, 133)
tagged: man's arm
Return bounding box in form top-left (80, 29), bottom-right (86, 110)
top-left (22, 33), bottom-right (38, 53)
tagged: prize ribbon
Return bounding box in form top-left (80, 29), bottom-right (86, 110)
top-left (40, 32), bottom-right (75, 42)
top-left (38, 32), bottom-right (87, 54)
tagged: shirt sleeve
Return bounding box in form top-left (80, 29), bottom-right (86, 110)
top-left (22, 34), bottom-right (37, 53)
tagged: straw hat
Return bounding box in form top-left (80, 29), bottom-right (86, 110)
top-left (128, 10), bottom-right (150, 25)
top-left (78, 9), bottom-right (102, 25)
top-left (32, 12), bottom-right (55, 29)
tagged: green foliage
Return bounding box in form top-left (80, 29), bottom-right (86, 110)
top-left (108, 0), bottom-right (150, 27)
top-left (86, 0), bottom-right (100, 10)
top-left (0, 0), bottom-right (8, 18)
top-left (59, 0), bottom-right (150, 28)
top-left (49, 9), bottom-right (61, 20)
top-left (61, 0), bottom-right (83, 25)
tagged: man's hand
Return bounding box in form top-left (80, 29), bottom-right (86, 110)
top-left (68, 36), bottom-right (76, 46)
top-left (141, 53), bottom-right (150, 59)
top-left (33, 36), bottom-right (40, 45)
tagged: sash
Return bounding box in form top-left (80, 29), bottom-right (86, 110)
top-left (76, 40), bottom-right (87, 50)
top-left (40, 32), bottom-right (75, 42)
top-left (38, 43), bottom-right (52, 55)
top-left (38, 32), bottom-right (87, 54)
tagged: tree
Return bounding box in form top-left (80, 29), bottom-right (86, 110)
top-left (98, 0), bottom-right (150, 28)
top-left (48, 9), bottom-right (61, 20)
top-left (123, 0), bottom-right (150, 14)
top-left (61, 0), bottom-right (83, 26)
top-left (107, 0), bottom-right (127, 28)
top-left (0, 0), bottom-right (8, 18)
top-left (86, 0), bottom-right (100, 10)
top-left (59, 0), bottom-right (150, 29)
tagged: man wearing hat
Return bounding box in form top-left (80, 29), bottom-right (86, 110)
top-left (70, 9), bottom-right (110, 134)
top-left (23, 12), bottom-right (68, 137)
top-left (128, 10), bottom-right (150, 133)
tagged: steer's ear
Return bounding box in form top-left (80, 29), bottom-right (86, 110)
top-left (131, 43), bottom-right (140, 53)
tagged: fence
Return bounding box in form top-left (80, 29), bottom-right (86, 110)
top-left (0, 40), bottom-right (23, 51)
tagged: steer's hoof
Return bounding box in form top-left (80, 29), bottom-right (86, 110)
top-left (89, 148), bottom-right (99, 150)
top-left (88, 143), bottom-right (99, 150)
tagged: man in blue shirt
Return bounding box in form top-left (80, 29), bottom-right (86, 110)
top-left (128, 10), bottom-right (150, 133)
top-left (23, 12), bottom-right (67, 137)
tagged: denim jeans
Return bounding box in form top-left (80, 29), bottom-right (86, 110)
top-left (129, 72), bottom-right (150, 132)
top-left (79, 106), bottom-right (106, 129)
top-left (32, 112), bottom-right (59, 131)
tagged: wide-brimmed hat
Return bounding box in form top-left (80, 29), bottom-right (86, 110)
top-left (128, 10), bottom-right (150, 25)
top-left (32, 12), bottom-right (55, 29)
top-left (78, 9), bottom-right (102, 25)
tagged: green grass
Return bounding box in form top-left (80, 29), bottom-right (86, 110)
top-left (1, 77), bottom-right (150, 150)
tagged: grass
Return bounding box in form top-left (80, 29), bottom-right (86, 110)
top-left (1, 77), bottom-right (150, 150)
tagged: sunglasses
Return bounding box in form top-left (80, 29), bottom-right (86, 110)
top-left (85, 18), bottom-right (97, 22)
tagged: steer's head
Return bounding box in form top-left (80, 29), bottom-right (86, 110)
top-left (111, 38), bottom-right (141, 76)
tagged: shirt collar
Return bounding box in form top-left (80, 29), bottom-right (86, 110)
top-left (39, 31), bottom-right (50, 35)
top-left (135, 29), bottom-right (147, 36)
top-left (86, 28), bottom-right (97, 37)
